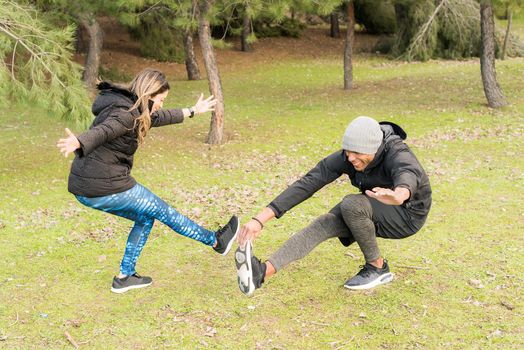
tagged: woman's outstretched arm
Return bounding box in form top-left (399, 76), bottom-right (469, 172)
top-left (151, 93), bottom-right (217, 127)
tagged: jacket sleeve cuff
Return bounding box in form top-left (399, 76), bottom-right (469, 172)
top-left (394, 172), bottom-right (418, 199)
top-left (74, 145), bottom-right (84, 157)
top-left (267, 203), bottom-right (284, 219)
top-left (76, 133), bottom-right (95, 156)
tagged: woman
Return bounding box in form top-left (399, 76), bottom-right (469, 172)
top-left (57, 68), bottom-right (238, 293)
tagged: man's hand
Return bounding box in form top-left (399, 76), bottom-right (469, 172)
top-left (365, 187), bottom-right (410, 205)
top-left (56, 128), bottom-right (80, 157)
top-left (237, 207), bottom-right (276, 247)
top-left (193, 93), bottom-right (217, 114)
top-left (238, 219), bottom-right (263, 247)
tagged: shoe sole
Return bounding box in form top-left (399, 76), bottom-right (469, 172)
top-left (110, 282), bottom-right (152, 294)
top-left (235, 241), bottom-right (255, 296)
top-left (343, 273), bottom-right (394, 290)
top-left (220, 216), bottom-right (240, 256)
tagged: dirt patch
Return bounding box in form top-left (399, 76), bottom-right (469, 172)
top-left (75, 17), bottom-right (381, 81)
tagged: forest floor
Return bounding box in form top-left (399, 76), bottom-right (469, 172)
top-left (1, 17), bottom-right (523, 349)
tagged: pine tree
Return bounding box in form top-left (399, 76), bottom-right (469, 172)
top-left (33, 0), bottom-right (114, 89)
top-left (197, 0), bottom-right (226, 144)
top-left (480, 0), bottom-right (507, 108)
top-left (0, 0), bottom-right (91, 125)
top-left (344, 0), bottom-right (356, 90)
top-left (393, 0), bottom-right (523, 60)
top-left (330, 8), bottom-right (341, 38)
top-left (117, 1), bottom-right (201, 79)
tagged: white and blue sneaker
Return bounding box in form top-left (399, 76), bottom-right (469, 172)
top-left (344, 260), bottom-right (394, 290)
top-left (235, 241), bottom-right (265, 296)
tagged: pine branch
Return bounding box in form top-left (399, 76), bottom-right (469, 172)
top-left (0, 1), bottom-right (91, 124)
top-left (11, 39), bottom-right (18, 80)
top-left (405, 0), bottom-right (448, 60)
top-left (0, 23), bottom-right (66, 88)
top-left (137, 1), bottom-right (165, 17)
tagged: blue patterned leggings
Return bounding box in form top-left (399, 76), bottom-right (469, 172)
top-left (76, 183), bottom-right (216, 275)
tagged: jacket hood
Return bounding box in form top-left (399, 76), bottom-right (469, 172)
top-left (362, 121), bottom-right (408, 173)
top-left (380, 121), bottom-right (407, 141)
top-left (92, 82), bottom-right (137, 116)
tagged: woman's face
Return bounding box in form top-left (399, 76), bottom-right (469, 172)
top-left (150, 90), bottom-right (169, 113)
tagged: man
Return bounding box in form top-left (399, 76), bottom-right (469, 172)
top-left (235, 116), bottom-right (431, 295)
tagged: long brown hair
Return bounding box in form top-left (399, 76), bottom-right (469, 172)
top-left (127, 68), bottom-right (170, 144)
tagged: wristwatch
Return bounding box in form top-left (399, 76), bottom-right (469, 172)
top-left (189, 107), bottom-right (195, 118)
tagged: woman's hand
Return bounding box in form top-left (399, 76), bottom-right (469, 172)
top-left (56, 128), bottom-right (80, 157)
top-left (193, 93), bottom-right (217, 114)
top-left (365, 187), bottom-right (410, 205)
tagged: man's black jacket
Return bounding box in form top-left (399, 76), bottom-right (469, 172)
top-left (268, 122), bottom-right (432, 227)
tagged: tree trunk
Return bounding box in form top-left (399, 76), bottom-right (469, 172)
top-left (198, 0), bottom-right (226, 144)
top-left (480, 1), bottom-right (507, 108)
top-left (80, 15), bottom-right (102, 90)
top-left (75, 25), bottom-right (88, 54)
top-left (183, 30), bottom-right (201, 80)
top-left (330, 11), bottom-right (340, 38)
top-left (241, 9), bottom-right (251, 52)
top-left (344, 1), bottom-right (355, 90)
top-left (501, 9), bottom-right (512, 60)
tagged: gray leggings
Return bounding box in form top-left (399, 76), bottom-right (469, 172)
top-left (268, 194), bottom-right (422, 271)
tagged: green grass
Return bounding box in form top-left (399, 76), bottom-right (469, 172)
top-left (1, 53), bottom-right (523, 349)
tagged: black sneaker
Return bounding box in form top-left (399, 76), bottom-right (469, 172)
top-left (235, 241), bottom-right (266, 296)
top-left (344, 260), bottom-right (394, 290)
top-left (213, 215), bottom-right (240, 256)
top-left (111, 273), bottom-right (153, 294)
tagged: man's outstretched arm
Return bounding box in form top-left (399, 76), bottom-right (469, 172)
top-left (238, 150), bottom-right (352, 246)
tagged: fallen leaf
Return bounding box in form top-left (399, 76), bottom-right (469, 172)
top-left (66, 319), bottom-right (84, 328)
top-left (204, 326), bottom-right (217, 337)
top-left (344, 251), bottom-right (359, 260)
top-left (500, 301), bottom-right (514, 310)
top-left (468, 279), bottom-right (484, 289)
top-left (487, 329), bottom-right (503, 338)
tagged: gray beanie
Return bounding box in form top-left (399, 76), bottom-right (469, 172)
top-left (342, 116), bottom-right (383, 154)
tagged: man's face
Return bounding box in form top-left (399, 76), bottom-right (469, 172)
top-left (345, 150), bottom-right (375, 171)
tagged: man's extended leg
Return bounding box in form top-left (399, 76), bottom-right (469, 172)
top-left (236, 206), bottom-right (353, 295)
top-left (268, 210), bottom-right (352, 272)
